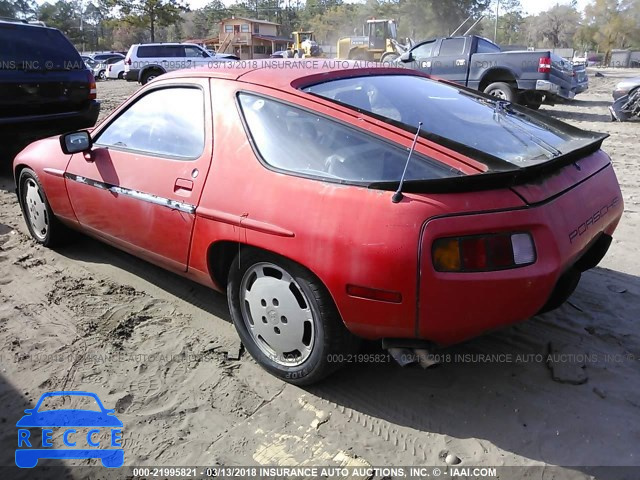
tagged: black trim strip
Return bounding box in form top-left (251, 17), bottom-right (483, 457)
top-left (64, 173), bottom-right (196, 214)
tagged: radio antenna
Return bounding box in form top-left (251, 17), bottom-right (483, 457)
top-left (392, 122), bottom-right (422, 204)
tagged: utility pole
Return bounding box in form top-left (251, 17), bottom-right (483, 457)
top-left (494, 0), bottom-right (499, 43)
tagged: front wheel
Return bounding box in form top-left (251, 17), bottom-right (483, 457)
top-left (227, 249), bottom-right (358, 385)
top-left (18, 168), bottom-right (72, 247)
top-left (483, 82), bottom-right (516, 102)
top-left (380, 52), bottom-right (399, 63)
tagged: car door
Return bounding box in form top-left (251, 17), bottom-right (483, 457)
top-left (431, 37), bottom-right (469, 85)
top-left (184, 45), bottom-right (209, 69)
top-left (64, 80), bottom-right (213, 271)
top-left (408, 40), bottom-right (437, 75)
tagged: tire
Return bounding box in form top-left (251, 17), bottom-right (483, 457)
top-left (227, 249), bottom-right (358, 385)
top-left (483, 82), bottom-right (516, 102)
top-left (98, 70), bottom-right (106, 80)
top-left (350, 50), bottom-right (369, 61)
top-left (380, 52), bottom-right (399, 63)
top-left (141, 69), bottom-right (162, 85)
top-left (117, 71), bottom-right (124, 80)
top-left (524, 100), bottom-right (542, 110)
top-left (18, 168), bottom-right (72, 247)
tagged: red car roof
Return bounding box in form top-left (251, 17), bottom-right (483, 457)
top-left (160, 60), bottom-right (423, 93)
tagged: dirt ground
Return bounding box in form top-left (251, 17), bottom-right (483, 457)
top-left (1, 71), bottom-right (639, 479)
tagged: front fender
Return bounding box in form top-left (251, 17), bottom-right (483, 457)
top-left (13, 137), bottom-right (78, 224)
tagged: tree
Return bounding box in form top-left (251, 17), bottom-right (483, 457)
top-left (109, 0), bottom-right (189, 42)
top-left (1, 0), bottom-right (36, 19)
top-left (581, 0), bottom-right (636, 62)
top-left (538, 4), bottom-right (580, 48)
top-left (37, 1), bottom-right (84, 44)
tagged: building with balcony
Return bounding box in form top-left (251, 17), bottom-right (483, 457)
top-left (214, 17), bottom-right (290, 59)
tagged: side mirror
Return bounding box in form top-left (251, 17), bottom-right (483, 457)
top-left (399, 51), bottom-right (413, 63)
top-left (60, 131), bottom-right (92, 154)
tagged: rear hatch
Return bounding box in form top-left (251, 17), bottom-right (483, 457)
top-left (0, 23), bottom-right (91, 119)
top-left (302, 71), bottom-right (611, 202)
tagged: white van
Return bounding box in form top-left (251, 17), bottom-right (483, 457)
top-left (124, 43), bottom-right (232, 84)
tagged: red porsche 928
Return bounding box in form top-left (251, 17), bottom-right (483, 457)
top-left (13, 63), bottom-right (623, 384)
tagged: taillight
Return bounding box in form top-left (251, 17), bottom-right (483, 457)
top-left (108, 65), bottom-right (112, 72)
top-left (125, 57), bottom-right (131, 65)
top-left (538, 57), bottom-right (551, 73)
top-left (433, 233), bottom-right (535, 272)
top-left (88, 71), bottom-right (97, 100)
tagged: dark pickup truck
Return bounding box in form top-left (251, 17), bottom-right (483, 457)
top-left (398, 35), bottom-right (574, 109)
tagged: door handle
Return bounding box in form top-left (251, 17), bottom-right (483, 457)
top-left (174, 178), bottom-right (193, 192)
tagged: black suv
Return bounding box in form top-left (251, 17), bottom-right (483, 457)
top-left (0, 20), bottom-right (100, 148)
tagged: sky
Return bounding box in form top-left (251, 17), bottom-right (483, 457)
top-left (184, 0), bottom-right (593, 15)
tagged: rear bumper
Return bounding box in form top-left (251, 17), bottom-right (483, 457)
top-left (536, 79), bottom-right (560, 94)
top-left (125, 69), bottom-right (140, 82)
top-left (0, 101), bottom-right (100, 140)
top-left (417, 164), bottom-right (623, 345)
top-left (536, 79), bottom-right (574, 100)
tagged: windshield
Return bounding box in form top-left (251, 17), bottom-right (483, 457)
top-left (0, 26), bottom-right (84, 71)
top-left (303, 75), bottom-right (593, 169)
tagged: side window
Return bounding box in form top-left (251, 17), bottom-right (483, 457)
top-left (477, 39), bottom-right (500, 54)
top-left (411, 41), bottom-right (434, 59)
top-left (241, 24), bottom-right (250, 33)
top-left (167, 46), bottom-right (184, 58)
top-left (185, 46), bottom-right (205, 58)
top-left (95, 88), bottom-right (205, 160)
top-left (224, 25), bottom-right (233, 33)
top-left (137, 46), bottom-right (159, 58)
top-left (438, 38), bottom-right (466, 56)
top-left (238, 93), bottom-right (452, 183)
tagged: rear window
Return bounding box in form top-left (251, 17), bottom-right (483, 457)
top-left (238, 93), bottom-right (460, 184)
top-left (0, 25), bottom-right (83, 70)
top-left (303, 75), bottom-right (587, 168)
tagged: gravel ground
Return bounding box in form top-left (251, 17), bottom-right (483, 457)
top-left (0, 71), bottom-right (639, 479)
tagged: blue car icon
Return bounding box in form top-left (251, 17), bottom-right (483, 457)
top-left (15, 391), bottom-right (124, 468)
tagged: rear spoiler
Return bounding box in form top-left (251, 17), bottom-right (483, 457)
top-left (368, 133), bottom-right (607, 194)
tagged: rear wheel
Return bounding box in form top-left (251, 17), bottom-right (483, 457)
top-left (98, 70), bottom-right (106, 80)
top-left (117, 71), bottom-right (124, 80)
top-left (141, 69), bottom-right (162, 85)
top-left (484, 82), bottom-right (516, 102)
top-left (227, 249), bottom-right (358, 385)
top-left (18, 168), bottom-right (71, 247)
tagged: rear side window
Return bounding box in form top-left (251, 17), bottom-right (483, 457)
top-left (477, 39), bottom-right (501, 54)
top-left (0, 25), bottom-right (83, 70)
top-left (237, 93), bottom-right (457, 183)
top-left (137, 45), bottom-right (184, 58)
top-left (438, 38), bottom-right (466, 56)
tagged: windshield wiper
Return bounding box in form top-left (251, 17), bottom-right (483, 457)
top-left (492, 100), bottom-right (562, 158)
